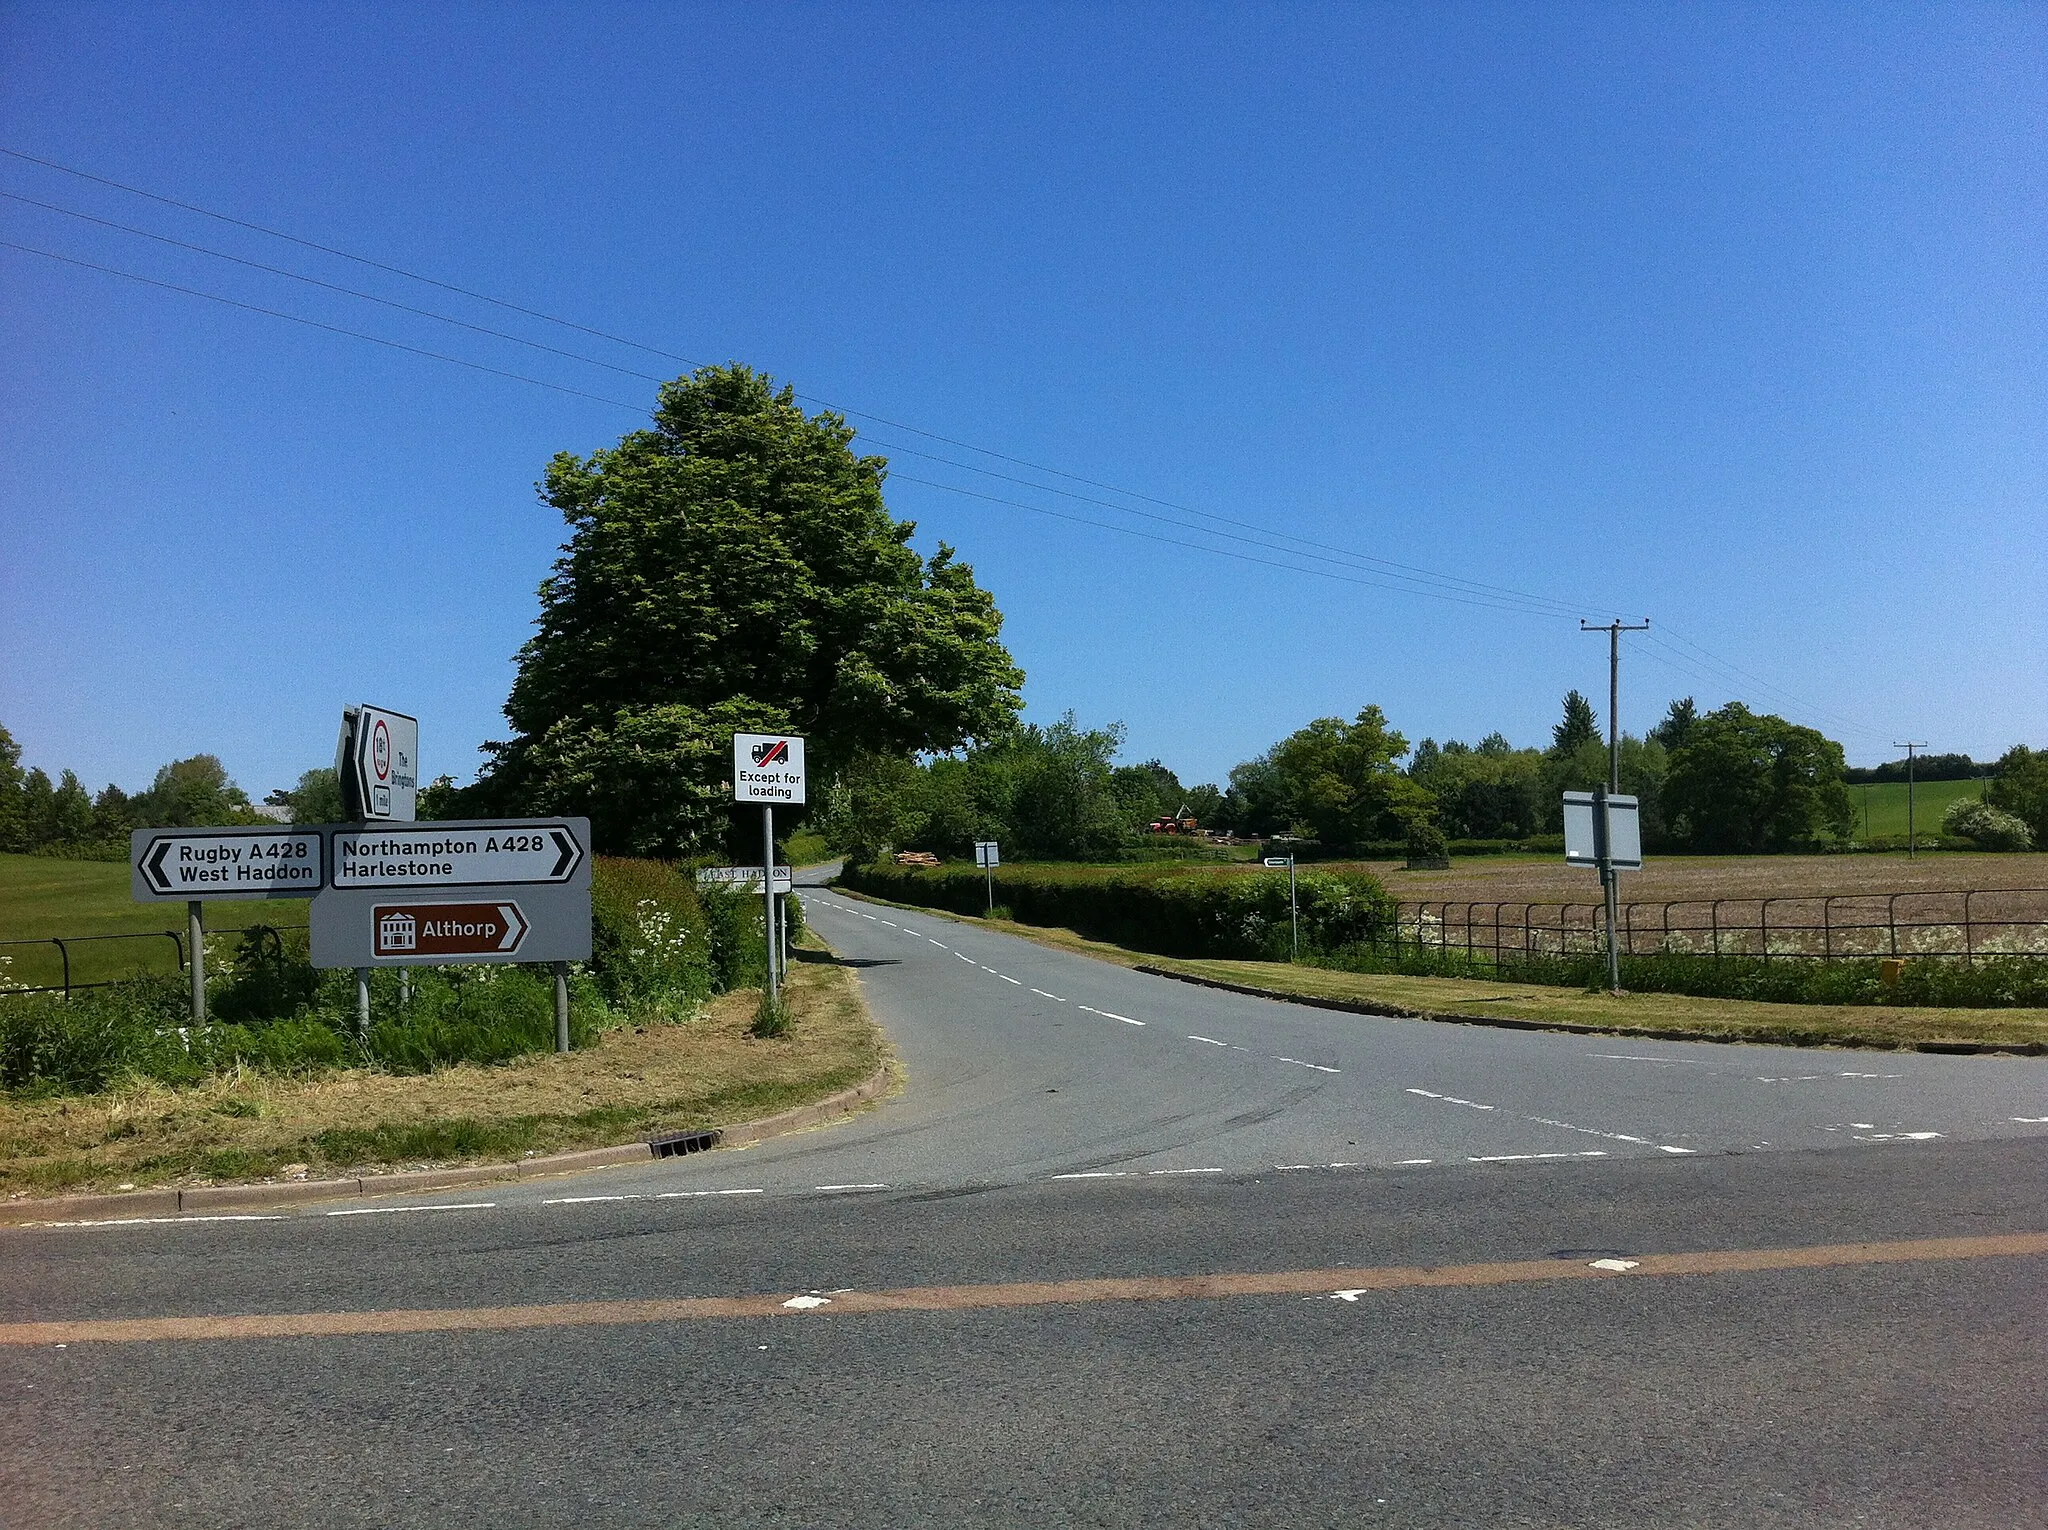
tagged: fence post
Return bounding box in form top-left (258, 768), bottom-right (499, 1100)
top-left (1760, 898), bottom-right (1772, 963)
top-left (1888, 894), bottom-right (1898, 957)
top-left (53, 938), bottom-right (70, 999)
top-left (1822, 896), bottom-right (1832, 959)
top-left (1711, 900), bottom-right (1720, 959)
top-left (1963, 891), bottom-right (1975, 963)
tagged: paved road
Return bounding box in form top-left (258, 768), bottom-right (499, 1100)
top-left (5, 883), bottom-right (2047, 1526)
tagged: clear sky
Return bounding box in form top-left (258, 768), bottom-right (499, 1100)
top-left (3, 3), bottom-right (2042, 801)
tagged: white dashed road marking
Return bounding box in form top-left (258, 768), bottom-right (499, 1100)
top-left (1406, 1087), bottom-right (1494, 1111)
top-left (1468, 1151), bottom-right (1606, 1163)
top-left (1187, 1035), bottom-right (1229, 1047)
top-left (999, 974), bottom-right (1022, 985)
top-left (1078, 1005), bottom-right (1145, 1026)
top-left (1273, 1057), bottom-right (1340, 1074)
top-left (1030, 989), bottom-right (1064, 1001)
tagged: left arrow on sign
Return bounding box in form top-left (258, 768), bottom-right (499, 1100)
top-left (145, 839), bottom-right (175, 892)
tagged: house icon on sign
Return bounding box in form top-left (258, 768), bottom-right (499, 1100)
top-left (378, 910), bottom-right (417, 953)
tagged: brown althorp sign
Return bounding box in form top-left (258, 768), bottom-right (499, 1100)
top-left (372, 901), bottom-right (529, 959)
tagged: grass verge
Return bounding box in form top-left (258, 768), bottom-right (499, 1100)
top-left (833, 887), bottom-right (2048, 1053)
top-left (0, 932), bottom-right (888, 1199)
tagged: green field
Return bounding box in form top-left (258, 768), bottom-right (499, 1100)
top-left (1849, 778), bottom-right (1983, 840)
top-left (0, 853), bottom-right (309, 993)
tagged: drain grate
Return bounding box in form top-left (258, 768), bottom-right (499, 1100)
top-left (648, 1128), bottom-right (723, 1159)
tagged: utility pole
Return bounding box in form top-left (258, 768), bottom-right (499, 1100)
top-left (1894, 741), bottom-right (1927, 859)
top-left (1582, 618), bottom-right (1650, 994)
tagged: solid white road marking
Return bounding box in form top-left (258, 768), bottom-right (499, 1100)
top-left (1187, 1035), bottom-right (1229, 1046)
top-left (326, 1203), bottom-right (496, 1217)
top-left (2014, 1116), bottom-right (2048, 1123)
top-left (782, 1295), bottom-right (832, 1309)
top-left (1273, 1056), bottom-right (1340, 1074)
top-left (1407, 1087), bottom-right (1494, 1110)
top-left (1030, 989), bottom-right (1065, 1001)
top-left (1854, 1131), bottom-right (1944, 1142)
top-left (1589, 1053), bottom-right (1715, 1065)
top-left (1078, 1005), bottom-right (1145, 1026)
top-left (1052, 1171), bottom-right (1129, 1179)
top-left (1467, 1151), bottom-right (1606, 1162)
top-left (1394, 1159), bottom-right (1434, 1165)
top-left (815, 1184), bottom-right (889, 1191)
top-left (1146, 1167), bottom-right (1225, 1175)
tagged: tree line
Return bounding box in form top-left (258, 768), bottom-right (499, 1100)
top-left (0, 726), bottom-right (273, 857)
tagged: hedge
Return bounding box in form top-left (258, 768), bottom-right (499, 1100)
top-left (838, 860), bottom-right (1394, 960)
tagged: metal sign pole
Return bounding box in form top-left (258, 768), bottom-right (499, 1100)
top-left (354, 967), bottom-right (371, 1040)
top-left (1289, 856), bottom-right (1298, 960)
top-left (187, 900), bottom-right (206, 1024)
top-left (1594, 785), bottom-right (1621, 994)
top-left (763, 804), bottom-right (779, 1005)
top-left (553, 961), bottom-right (570, 1053)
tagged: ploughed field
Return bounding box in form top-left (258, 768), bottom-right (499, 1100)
top-left (1357, 852), bottom-right (2048, 962)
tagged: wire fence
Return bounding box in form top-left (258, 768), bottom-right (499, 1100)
top-left (1392, 889), bottom-right (2048, 965)
top-left (0, 924), bottom-right (308, 998)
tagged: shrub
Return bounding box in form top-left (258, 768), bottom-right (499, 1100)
top-left (589, 856), bottom-right (716, 1014)
top-left (840, 860), bottom-right (1395, 960)
top-left (1941, 798), bottom-right (2035, 852)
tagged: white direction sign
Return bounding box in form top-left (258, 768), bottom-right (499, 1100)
top-left (696, 866), bottom-right (794, 892)
top-left (341, 704), bottom-right (419, 822)
top-left (131, 827), bottom-right (324, 901)
top-left (329, 818), bottom-right (590, 890)
top-left (733, 733), bottom-right (806, 805)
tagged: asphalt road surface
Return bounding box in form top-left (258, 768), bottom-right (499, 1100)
top-left (5, 882), bottom-right (2046, 1528)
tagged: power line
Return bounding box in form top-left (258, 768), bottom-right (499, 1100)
top-left (1, 143), bottom-right (1894, 740)
top-left (1, 146), bottom-right (1589, 617)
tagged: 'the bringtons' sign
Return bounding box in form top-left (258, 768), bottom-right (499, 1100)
top-left (732, 734), bottom-right (806, 805)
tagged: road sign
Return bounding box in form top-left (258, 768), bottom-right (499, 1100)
top-left (1262, 856), bottom-right (1292, 867)
top-left (974, 841), bottom-right (1000, 869)
top-left (130, 827), bottom-right (324, 901)
top-left (338, 704), bottom-right (419, 822)
top-left (733, 733), bottom-right (806, 805)
top-left (696, 865), bottom-right (794, 892)
top-left (1563, 791), bottom-right (1643, 871)
top-left (310, 882), bottom-right (591, 968)
top-left (328, 818), bottom-right (589, 890)
top-left (371, 901), bottom-right (528, 958)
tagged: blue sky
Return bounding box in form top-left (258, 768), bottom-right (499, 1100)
top-left (3, 3), bottom-right (2042, 800)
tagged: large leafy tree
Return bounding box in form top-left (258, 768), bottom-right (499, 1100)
top-left (1227, 705), bottom-right (1435, 850)
top-left (1986, 745), bottom-right (2048, 843)
top-left (477, 366), bottom-right (1023, 854)
top-left (1663, 703), bottom-right (1852, 852)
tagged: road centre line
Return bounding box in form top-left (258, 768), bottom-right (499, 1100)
top-left (1187, 1035), bottom-right (1229, 1046)
top-left (815, 1184), bottom-right (889, 1192)
top-left (1468, 1151), bottom-right (1607, 1162)
top-left (860, 913), bottom-right (876, 920)
top-left (1406, 1087), bottom-right (1494, 1110)
top-left (1273, 1056), bottom-right (1340, 1074)
top-left (999, 974), bottom-right (1022, 985)
top-left (31, 1215), bottom-right (286, 1228)
top-left (1030, 989), bottom-right (1065, 1001)
top-left (1078, 1005), bottom-right (1145, 1026)
top-left (929, 938), bottom-right (947, 947)
top-left (955, 952), bottom-right (975, 962)
top-left (1525, 1113), bottom-right (1694, 1155)
top-left (326, 1203), bottom-right (496, 1217)
top-left (18, 1232), bottom-right (2046, 1345)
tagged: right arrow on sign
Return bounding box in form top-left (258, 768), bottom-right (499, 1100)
top-left (497, 904), bottom-right (528, 951)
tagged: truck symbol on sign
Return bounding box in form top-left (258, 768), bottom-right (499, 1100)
top-left (750, 738), bottom-right (790, 767)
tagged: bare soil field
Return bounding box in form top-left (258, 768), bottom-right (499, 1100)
top-left (1359, 851), bottom-right (2048, 903)
top-left (1355, 853), bottom-right (2048, 960)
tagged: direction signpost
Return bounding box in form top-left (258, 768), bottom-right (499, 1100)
top-left (732, 734), bottom-right (806, 1006)
top-left (1263, 853), bottom-right (1299, 958)
top-left (130, 827), bottom-right (326, 1023)
top-left (974, 840), bottom-right (1000, 912)
top-left (696, 866), bottom-right (794, 893)
top-left (1563, 790), bottom-right (1642, 993)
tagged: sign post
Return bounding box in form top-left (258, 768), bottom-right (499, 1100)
top-left (1563, 790), bottom-right (1642, 993)
top-left (1264, 854), bottom-right (1299, 959)
top-left (974, 841), bottom-right (1000, 912)
top-left (131, 826), bottom-right (325, 1023)
top-left (733, 734), bottom-right (806, 1006)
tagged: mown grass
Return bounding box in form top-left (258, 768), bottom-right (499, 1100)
top-left (835, 886), bottom-right (2048, 1052)
top-left (1848, 779), bottom-right (1982, 840)
top-left (0, 932), bottom-right (887, 1197)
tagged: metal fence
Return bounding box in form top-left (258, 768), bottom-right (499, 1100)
top-left (0, 924), bottom-right (307, 998)
top-left (1392, 888), bottom-right (2048, 965)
